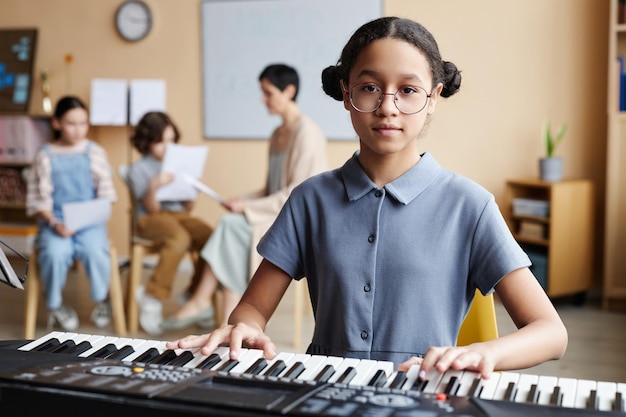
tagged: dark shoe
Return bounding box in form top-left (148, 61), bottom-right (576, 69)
top-left (160, 306), bottom-right (214, 331)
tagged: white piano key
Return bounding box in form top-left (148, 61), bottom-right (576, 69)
top-left (574, 379), bottom-right (597, 410)
top-left (476, 371), bottom-right (501, 400)
top-left (596, 381), bottom-right (617, 412)
top-left (115, 339), bottom-right (163, 361)
top-left (19, 331), bottom-right (78, 351)
top-left (347, 359), bottom-right (380, 386)
top-left (77, 335), bottom-right (120, 357)
top-left (514, 373), bottom-right (538, 403)
top-left (421, 369), bottom-right (446, 393)
top-left (492, 372), bottom-right (520, 401)
top-left (401, 364), bottom-right (421, 391)
top-left (432, 369), bottom-right (465, 395)
top-left (455, 370), bottom-right (483, 397)
top-left (261, 351), bottom-right (294, 376)
top-left (297, 355), bottom-right (339, 381)
top-left (535, 375), bottom-right (558, 405)
top-left (281, 353), bottom-right (311, 378)
top-left (556, 377), bottom-right (578, 409)
top-left (228, 349), bottom-right (264, 374)
top-left (616, 382), bottom-right (626, 412)
top-left (327, 357), bottom-right (360, 383)
top-left (183, 346), bottom-right (230, 369)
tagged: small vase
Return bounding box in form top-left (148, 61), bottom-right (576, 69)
top-left (539, 157), bottom-right (563, 182)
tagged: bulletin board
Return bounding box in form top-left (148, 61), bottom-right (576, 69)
top-left (201, 0), bottom-right (382, 140)
top-left (0, 29), bottom-right (37, 114)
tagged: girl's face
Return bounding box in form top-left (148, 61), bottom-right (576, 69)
top-left (260, 78), bottom-right (293, 115)
top-left (344, 38), bottom-right (443, 159)
top-left (52, 107), bottom-right (89, 145)
top-left (149, 124), bottom-right (176, 161)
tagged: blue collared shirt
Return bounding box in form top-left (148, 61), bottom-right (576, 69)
top-left (258, 151), bottom-right (530, 366)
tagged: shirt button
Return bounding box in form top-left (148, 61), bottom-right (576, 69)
top-left (375, 190), bottom-right (383, 198)
top-left (361, 331), bottom-right (368, 340)
top-left (364, 284), bottom-right (371, 292)
top-left (368, 235), bottom-right (375, 243)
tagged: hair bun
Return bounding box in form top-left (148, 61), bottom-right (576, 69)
top-left (321, 66), bottom-right (343, 101)
top-left (441, 61), bottom-right (461, 98)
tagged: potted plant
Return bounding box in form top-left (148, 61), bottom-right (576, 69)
top-left (539, 121), bottom-right (567, 181)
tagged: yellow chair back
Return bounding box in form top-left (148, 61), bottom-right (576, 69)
top-left (457, 289), bottom-right (498, 346)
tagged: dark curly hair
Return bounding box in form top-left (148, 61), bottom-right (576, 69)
top-left (321, 17), bottom-right (461, 102)
top-left (131, 111), bottom-right (180, 155)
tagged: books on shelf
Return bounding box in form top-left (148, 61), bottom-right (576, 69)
top-left (518, 221), bottom-right (546, 240)
top-left (619, 56), bottom-right (626, 112)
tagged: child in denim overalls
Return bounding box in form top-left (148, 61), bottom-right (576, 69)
top-left (26, 96), bottom-right (116, 331)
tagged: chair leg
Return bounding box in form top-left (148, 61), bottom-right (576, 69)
top-left (24, 252), bottom-right (40, 340)
top-left (127, 243), bottom-right (144, 333)
top-left (108, 246), bottom-right (127, 337)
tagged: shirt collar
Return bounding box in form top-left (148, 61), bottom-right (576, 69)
top-left (341, 151), bottom-right (443, 205)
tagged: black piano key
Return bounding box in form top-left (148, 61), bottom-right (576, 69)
top-left (389, 372), bottom-right (408, 389)
top-left (614, 391), bottom-right (624, 412)
top-left (32, 338), bottom-right (61, 352)
top-left (410, 378), bottom-right (427, 392)
top-left (244, 358), bottom-right (268, 375)
top-left (587, 390), bottom-right (599, 410)
top-left (168, 351), bottom-right (195, 367)
top-left (264, 360), bottom-right (286, 377)
top-left (467, 378), bottom-right (483, 397)
top-left (133, 347), bottom-right (160, 363)
top-left (367, 369), bottom-right (388, 387)
top-left (50, 340), bottom-right (76, 354)
top-left (217, 359), bottom-right (239, 372)
top-left (444, 376), bottom-right (460, 395)
top-left (504, 381), bottom-right (517, 401)
top-left (550, 386), bottom-right (563, 406)
top-left (148, 349), bottom-right (178, 365)
top-left (195, 353), bottom-right (222, 369)
top-left (526, 384), bottom-right (540, 403)
top-left (63, 341), bottom-right (93, 356)
top-left (336, 367), bottom-right (356, 384)
top-left (314, 364), bottom-right (335, 382)
top-left (107, 345), bottom-right (135, 361)
top-left (282, 362), bottom-right (305, 379)
top-left (88, 343), bottom-right (118, 359)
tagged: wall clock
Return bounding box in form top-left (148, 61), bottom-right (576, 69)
top-left (115, 1), bottom-right (152, 42)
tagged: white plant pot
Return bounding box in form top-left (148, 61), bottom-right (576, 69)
top-left (539, 157), bottom-right (563, 182)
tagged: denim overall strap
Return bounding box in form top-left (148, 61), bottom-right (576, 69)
top-left (44, 141), bottom-right (96, 221)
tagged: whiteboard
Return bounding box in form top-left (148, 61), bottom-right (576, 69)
top-left (201, 0), bottom-right (382, 140)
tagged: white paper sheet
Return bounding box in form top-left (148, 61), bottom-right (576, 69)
top-left (183, 173), bottom-right (224, 203)
top-left (62, 198), bottom-right (112, 232)
top-left (129, 79), bottom-right (167, 126)
top-left (155, 144), bottom-right (209, 201)
top-left (89, 79), bottom-right (128, 126)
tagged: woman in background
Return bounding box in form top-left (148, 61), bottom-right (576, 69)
top-left (161, 63), bottom-right (328, 330)
top-left (27, 95), bottom-right (116, 332)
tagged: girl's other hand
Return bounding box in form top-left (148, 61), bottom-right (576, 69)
top-left (151, 172), bottom-right (174, 189)
top-left (53, 223), bottom-right (75, 238)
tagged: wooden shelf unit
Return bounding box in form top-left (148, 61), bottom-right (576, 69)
top-left (604, 1), bottom-right (626, 309)
top-left (503, 178), bottom-right (595, 298)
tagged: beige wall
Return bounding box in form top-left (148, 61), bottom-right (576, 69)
top-left (0, 0), bottom-right (609, 277)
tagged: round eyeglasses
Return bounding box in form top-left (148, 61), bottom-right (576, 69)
top-left (343, 83), bottom-right (433, 115)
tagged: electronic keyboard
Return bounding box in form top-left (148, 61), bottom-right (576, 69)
top-left (0, 331), bottom-right (623, 416)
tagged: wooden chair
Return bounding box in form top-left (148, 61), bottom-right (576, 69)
top-left (118, 164), bottom-right (160, 333)
top-left (24, 245), bottom-right (127, 339)
top-left (457, 289), bottom-right (499, 346)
